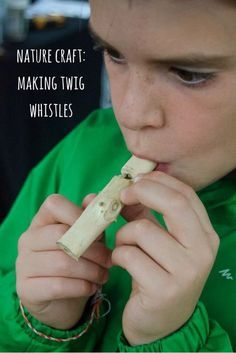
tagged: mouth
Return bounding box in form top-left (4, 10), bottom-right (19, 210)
top-left (155, 162), bottom-right (169, 173)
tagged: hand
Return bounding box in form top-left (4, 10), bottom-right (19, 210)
top-left (112, 171), bottom-right (219, 345)
top-left (16, 194), bottom-right (111, 330)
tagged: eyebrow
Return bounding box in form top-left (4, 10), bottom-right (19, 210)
top-left (156, 54), bottom-right (234, 69)
top-left (88, 22), bottom-right (118, 52)
top-left (88, 22), bottom-right (234, 69)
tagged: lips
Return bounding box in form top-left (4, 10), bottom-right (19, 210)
top-left (155, 163), bottom-right (169, 173)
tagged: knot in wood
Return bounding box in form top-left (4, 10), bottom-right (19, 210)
top-left (104, 199), bottom-right (122, 222)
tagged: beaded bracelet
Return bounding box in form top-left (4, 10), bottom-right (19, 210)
top-left (19, 289), bottom-right (111, 342)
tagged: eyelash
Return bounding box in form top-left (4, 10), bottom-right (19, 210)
top-left (93, 43), bottom-right (125, 64)
top-left (93, 43), bottom-right (216, 88)
top-left (170, 67), bottom-right (215, 88)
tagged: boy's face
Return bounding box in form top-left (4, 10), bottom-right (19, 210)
top-left (89, 0), bottom-right (236, 190)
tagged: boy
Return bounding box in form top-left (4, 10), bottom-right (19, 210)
top-left (0, 0), bottom-right (235, 351)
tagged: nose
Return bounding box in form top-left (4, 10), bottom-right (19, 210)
top-left (116, 68), bottom-right (165, 130)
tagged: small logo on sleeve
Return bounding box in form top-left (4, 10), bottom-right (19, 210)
top-left (219, 269), bottom-right (234, 280)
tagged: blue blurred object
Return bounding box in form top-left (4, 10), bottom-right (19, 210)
top-left (0, 0), bottom-right (6, 45)
top-left (26, 0), bottom-right (90, 20)
top-left (5, 0), bottom-right (30, 42)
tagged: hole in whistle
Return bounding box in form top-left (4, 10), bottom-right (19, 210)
top-left (123, 173), bottom-right (132, 180)
top-left (111, 201), bottom-right (120, 211)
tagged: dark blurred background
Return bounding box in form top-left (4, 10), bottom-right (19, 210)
top-left (0, 0), bottom-right (110, 222)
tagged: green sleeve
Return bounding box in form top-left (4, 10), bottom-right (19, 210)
top-left (117, 302), bottom-right (233, 352)
top-left (0, 270), bottom-right (107, 352)
top-left (0, 124), bottom-right (107, 351)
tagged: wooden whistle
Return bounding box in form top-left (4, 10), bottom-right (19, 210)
top-left (57, 155), bottom-right (156, 260)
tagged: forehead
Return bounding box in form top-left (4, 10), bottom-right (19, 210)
top-left (89, 0), bottom-right (236, 57)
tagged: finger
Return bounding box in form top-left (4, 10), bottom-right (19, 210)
top-left (20, 277), bottom-right (98, 302)
top-left (112, 245), bottom-right (169, 291)
top-left (82, 241), bottom-right (112, 268)
top-left (120, 179), bottom-right (206, 248)
top-left (19, 224), bottom-right (70, 253)
top-left (121, 202), bottom-right (162, 227)
top-left (82, 193), bottom-right (97, 209)
top-left (116, 219), bottom-right (187, 274)
top-left (137, 172), bottom-right (214, 234)
top-left (18, 250), bottom-right (109, 285)
top-left (25, 226), bottom-right (106, 256)
top-left (30, 194), bottom-right (83, 229)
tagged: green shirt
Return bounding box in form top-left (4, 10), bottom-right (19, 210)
top-left (0, 108), bottom-right (235, 352)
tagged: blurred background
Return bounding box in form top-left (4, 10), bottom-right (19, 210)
top-left (0, 0), bottom-right (111, 222)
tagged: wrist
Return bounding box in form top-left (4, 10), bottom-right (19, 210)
top-left (19, 289), bottom-right (111, 342)
top-left (124, 327), bottom-right (162, 346)
top-left (25, 297), bottom-right (89, 330)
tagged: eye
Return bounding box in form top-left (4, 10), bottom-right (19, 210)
top-left (92, 42), bottom-right (126, 65)
top-left (171, 67), bottom-right (215, 87)
top-left (104, 48), bottom-right (126, 64)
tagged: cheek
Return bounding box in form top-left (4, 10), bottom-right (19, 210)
top-left (107, 62), bottom-right (236, 159)
top-left (167, 86), bottom-right (236, 157)
top-left (109, 83), bottom-right (124, 113)
top-left (105, 58), bottom-right (129, 112)
top-left (108, 84), bottom-right (125, 119)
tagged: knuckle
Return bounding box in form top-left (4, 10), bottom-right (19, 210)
top-left (112, 245), bottom-right (134, 266)
top-left (44, 194), bottom-right (61, 211)
top-left (111, 247), bottom-right (119, 264)
top-left (82, 194), bottom-right (96, 208)
top-left (204, 250), bottom-right (216, 269)
top-left (16, 278), bottom-right (27, 301)
top-left (211, 232), bottom-right (220, 253)
top-left (170, 192), bottom-right (188, 212)
top-left (16, 283), bottom-right (24, 300)
top-left (15, 255), bottom-right (23, 272)
top-left (122, 246), bottom-right (137, 263)
top-left (115, 228), bottom-right (124, 245)
top-left (199, 246), bottom-right (216, 271)
top-left (135, 218), bottom-right (151, 233)
top-left (17, 232), bottom-right (28, 253)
